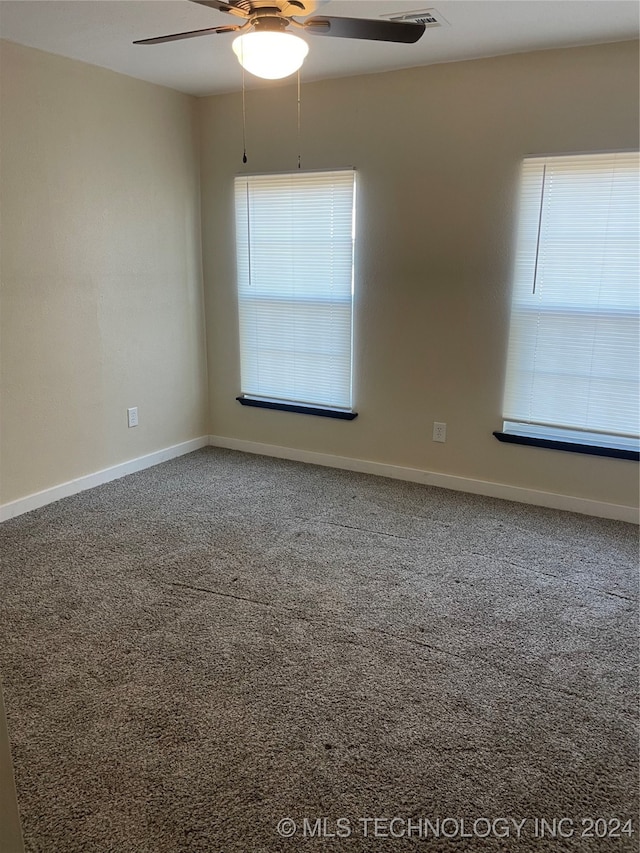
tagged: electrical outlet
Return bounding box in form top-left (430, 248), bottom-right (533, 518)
top-left (127, 407), bottom-right (139, 428)
top-left (433, 421), bottom-right (447, 443)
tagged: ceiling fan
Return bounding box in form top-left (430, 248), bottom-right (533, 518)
top-left (134, 0), bottom-right (426, 80)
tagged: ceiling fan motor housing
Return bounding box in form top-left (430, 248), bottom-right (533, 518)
top-left (251, 11), bottom-right (291, 31)
top-left (226, 0), bottom-right (326, 15)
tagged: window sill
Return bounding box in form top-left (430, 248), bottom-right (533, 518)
top-left (493, 431), bottom-right (639, 461)
top-left (237, 396), bottom-right (358, 420)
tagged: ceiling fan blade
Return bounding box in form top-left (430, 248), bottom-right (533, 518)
top-left (189, 0), bottom-right (250, 18)
top-left (133, 24), bottom-right (241, 45)
top-left (279, 0), bottom-right (329, 18)
top-left (304, 16), bottom-right (425, 44)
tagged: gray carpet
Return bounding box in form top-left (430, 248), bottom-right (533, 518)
top-left (0, 447), bottom-right (638, 852)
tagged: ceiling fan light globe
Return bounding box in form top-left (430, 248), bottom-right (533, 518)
top-left (232, 31), bottom-right (309, 79)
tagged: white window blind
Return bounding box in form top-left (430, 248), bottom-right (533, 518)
top-left (234, 169), bottom-right (355, 410)
top-left (502, 152), bottom-right (640, 447)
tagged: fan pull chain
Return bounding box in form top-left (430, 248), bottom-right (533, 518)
top-left (296, 68), bottom-right (301, 170)
top-left (241, 60), bottom-right (247, 164)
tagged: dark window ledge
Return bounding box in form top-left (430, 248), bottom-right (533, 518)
top-left (237, 396), bottom-right (357, 420)
top-left (493, 431), bottom-right (639, 461)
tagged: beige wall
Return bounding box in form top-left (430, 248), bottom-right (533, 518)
top-left (1, 40), bottom-right (637, 512)
top-left (200, 40), bottom-right (639, 509)
top-left (0, 41), bottom-right (208, 505)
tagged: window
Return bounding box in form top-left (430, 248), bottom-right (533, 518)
top-left (497, 152), bottom-right (640, 459)
top-left (234, 169), bottom-right (356, 419)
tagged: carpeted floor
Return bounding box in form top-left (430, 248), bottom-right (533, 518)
top-left (0, 447), bottom-right (638, 852)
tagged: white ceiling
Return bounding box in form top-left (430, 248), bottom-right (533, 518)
top-left (1, 0), bottom-right (638, 96)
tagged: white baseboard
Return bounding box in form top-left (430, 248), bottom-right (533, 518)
top-left (209, 435), bottom-right (639, 524)
top-left (0, 436), bottom-right (209, 522)
top-left (2, 434), bottom-right (636, 524)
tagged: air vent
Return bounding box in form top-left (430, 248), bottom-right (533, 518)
top-left (381, 7), bottom-right (449, 28)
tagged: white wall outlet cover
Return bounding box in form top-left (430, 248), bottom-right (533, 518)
top-left (433, 421), bottom-right (447, 442)
top-left (127, 407), bottom-right (139, 428)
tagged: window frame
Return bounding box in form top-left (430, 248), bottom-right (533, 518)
top-left (496, 151), bottom-right (639, 460)
top-left (234, 168), bottom-right (358, 419)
